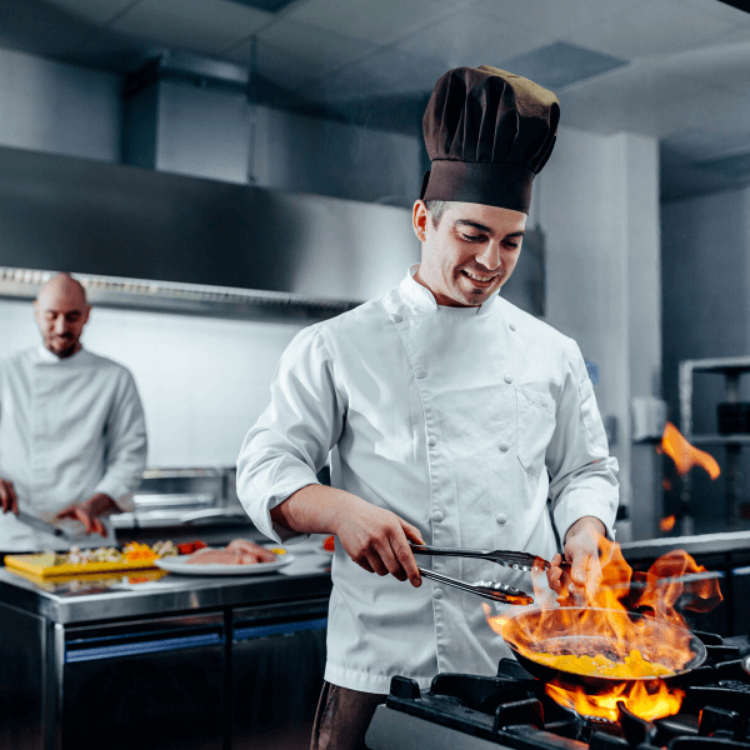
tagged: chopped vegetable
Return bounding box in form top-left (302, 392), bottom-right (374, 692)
top-left (323, 535), bottom-right (335, 552)
top-left (123, 542), bottom-right (159, 562)
top-left (177, 540), bottom-right (208, 556)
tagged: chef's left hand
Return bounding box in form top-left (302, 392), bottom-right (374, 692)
top-left (56, 493), bottom-right (120, 537)
top-left (547, 516), bottom-right (606, 605)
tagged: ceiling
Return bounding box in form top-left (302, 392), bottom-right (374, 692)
top-left (2, 0), bottom-right (750, 200)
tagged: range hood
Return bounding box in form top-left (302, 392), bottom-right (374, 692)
top-left (0, 145), bottom-right (419, 320)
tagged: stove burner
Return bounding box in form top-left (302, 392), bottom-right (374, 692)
top-left (368, 635), bottom-right (750, 750)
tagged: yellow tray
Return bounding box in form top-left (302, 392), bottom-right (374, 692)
top-left (4, 552), bottom-right (159, 578)
top-left (6, 566), bottom-right (168, 590)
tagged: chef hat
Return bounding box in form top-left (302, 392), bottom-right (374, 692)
top-left (420, 65), bottom-right (560, 214)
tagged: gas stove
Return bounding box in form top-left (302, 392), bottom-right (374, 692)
top-left (365, 632), bottom-right (750, 750)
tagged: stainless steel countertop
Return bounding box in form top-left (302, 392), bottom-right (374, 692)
top-left (0, 552), bottom-right (332, 624)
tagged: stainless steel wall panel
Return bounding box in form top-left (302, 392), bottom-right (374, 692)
top-left (0, 145), bottom-right (417, 306)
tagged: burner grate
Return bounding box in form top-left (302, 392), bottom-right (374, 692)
top-left (374, 635), bottom-right (750, 750)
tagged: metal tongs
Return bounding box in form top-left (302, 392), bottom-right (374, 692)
top-left (410, 542), bottom-right (554, 606)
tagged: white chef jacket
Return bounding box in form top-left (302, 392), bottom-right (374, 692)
top-left (0, 346), bottom-right (147, 551)
top-left (237, 268), bottom-right (619, 694)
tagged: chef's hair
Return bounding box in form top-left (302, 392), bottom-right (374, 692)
top-left (425, 200), bottom-right (453, 227)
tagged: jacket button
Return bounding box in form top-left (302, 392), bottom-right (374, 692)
top-left (433, 588), bottom-right (444, 599)
top-left (415, 369), bottom-right (426, 379)
top-left (504, 374), bottom-right (513, 384)
top-left (509, 322), bottom-right (517, 331)
top-left (496, 513), bottom-right (508, 525)
top-left (498, 442), bottom-right (510, 452)
top-left (432, 510), bottom-right (444, 523)
top-left (427, 436), bottom-right (437, 447)
top-left (391, 314), bottom-right (402, 323)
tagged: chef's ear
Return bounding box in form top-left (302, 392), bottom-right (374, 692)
top-left (412, 200), bottom-right (429, 243)
top-left (82, 304), bottom-right (92, 326)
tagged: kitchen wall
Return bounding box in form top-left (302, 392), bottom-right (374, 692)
top-left (0, 297), bottom-right (306, 466)
top-left (661, 186), bottom-right (750, 533)
top-left (541, 130), bottom-right (661, 542)
top-left (0, 46), bottom-right (664, 539)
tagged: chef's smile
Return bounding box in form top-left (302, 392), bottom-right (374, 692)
top-left (413, 202), bottom-right (526, 308)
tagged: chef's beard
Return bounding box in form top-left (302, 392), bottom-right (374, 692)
top-left (46, 335), bottom-right (78, 359)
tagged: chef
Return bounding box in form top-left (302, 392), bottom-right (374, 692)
top-left (0, 273), bottom-right (147, 555)
top-left (237, 66), bottom-right (619, 749)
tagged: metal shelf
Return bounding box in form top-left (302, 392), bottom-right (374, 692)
top-left (679, 357), bottom-right (750, 533)
top-left (689, 435), bottom-right (750, 446)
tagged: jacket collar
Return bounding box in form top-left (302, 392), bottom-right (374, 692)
top-left (398, 265), bottom-right (499, 316)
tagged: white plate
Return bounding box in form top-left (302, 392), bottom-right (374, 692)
top-left (154, 552), bottom-right (295, 576)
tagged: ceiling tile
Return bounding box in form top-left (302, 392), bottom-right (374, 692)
top-left (304, 45), bottom-right (446, 103)
top-left (664, 127), bottom-right (750, 162)
top-left (565, 0), bottom-right (737, 59)
top-left (500, 42), bottom-right (628, 90)
top-left (46, 0), bottom-right (136, 26)
top-left (249, 43), bottom-right (317, 90)
top-left (249, 19), bottom-right (374, 74)
top-left (677, 0), bottom-right (750, 27)
top-left (464, 0), bottom-right (648, 38)
top-left (392, 11), bottom-right (551, 73)
top-left (111, 0), bottom-right (272, 56)
top-left (666, 81), bottom-right (750, 140)
top-left (558, 62), bottom-right (711, 137)
top-left (649, 38), bottom-right (750, 97)
top-left (287, 0), bottom-right (463, 46)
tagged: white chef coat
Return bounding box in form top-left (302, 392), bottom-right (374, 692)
top-left (237, 268), bottom-right (618, 694)
top-left (0, 346), bottom-right (147, 551)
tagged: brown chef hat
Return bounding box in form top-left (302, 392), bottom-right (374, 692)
top-left (420, 65), bottom-right (560, 214)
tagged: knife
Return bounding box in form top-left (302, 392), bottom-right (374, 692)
top-left (14, 510), bottom-right (80, 541)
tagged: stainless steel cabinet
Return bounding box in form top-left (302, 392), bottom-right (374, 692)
top-left (231, 600), bottom-right (328, 750)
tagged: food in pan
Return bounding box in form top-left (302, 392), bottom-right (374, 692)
top-left (532, 648), bottom-right (674, 678)
top-left (185, 539), bottom-right (279, 565)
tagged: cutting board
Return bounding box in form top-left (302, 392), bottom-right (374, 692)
top-left (4, 552), bottom-right (159, 578)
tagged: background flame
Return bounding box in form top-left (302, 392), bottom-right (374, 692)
top-left (661, 421), bottom-right (720, 479)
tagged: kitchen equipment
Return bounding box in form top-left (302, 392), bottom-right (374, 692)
top-left (500, 607), bottom-right (707, 695)
top-left (366, 627), bottom-right (750, 750)
top-left (14, 510), bottom-right (79, 540)
top-left (417, 566), bottom-right (534, 606)
top-left (718, 402), bottom-right (750, 434)
top-left (410, 542), bottom-right (549, 572)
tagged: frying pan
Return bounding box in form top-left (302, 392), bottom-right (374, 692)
top-left (500, 607), bottom-right (707, 695)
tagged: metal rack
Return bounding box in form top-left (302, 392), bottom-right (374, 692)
top-left (679, 356), bottom-right (750, 532)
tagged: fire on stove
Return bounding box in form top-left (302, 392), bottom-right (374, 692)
top-left (366, 640), bottom-right (750, 750)
top-left (486, 532), bottom-right (723, 722)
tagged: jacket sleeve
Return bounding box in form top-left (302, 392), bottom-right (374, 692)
top-left (236, 326), bottom-right (345, 543)
top-left (92, 368), bottom-right (148, 511)
top-left (546, 341), bottom-right (619, 541)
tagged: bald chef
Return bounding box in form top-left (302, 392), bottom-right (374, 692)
top-left (237, 66), bottom-right (619, 750)
top-left (0, 273), bottom-right (147, 555)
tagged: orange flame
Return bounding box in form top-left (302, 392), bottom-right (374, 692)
top-left (546, 682), bottom-right (684, 723)
top-left (661, 422), bottom-right (720, 479)
top-left (487, 532), bottom-right (723, 722)
top-left (659, 515), bottom-right (676, 532)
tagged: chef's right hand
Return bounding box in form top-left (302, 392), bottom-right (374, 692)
top-left (0, 478), bottom-right (18, 514)
top-left (333, 497), bottom-right (425, 588)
